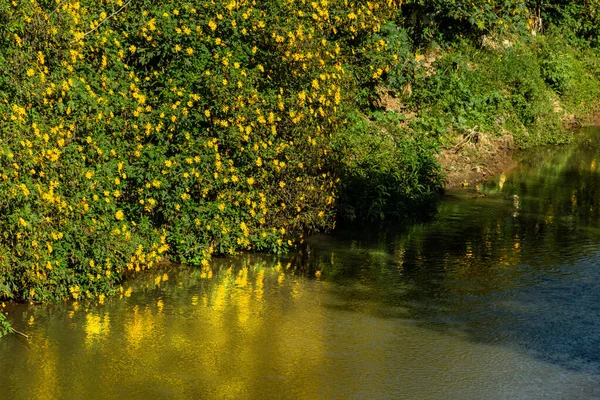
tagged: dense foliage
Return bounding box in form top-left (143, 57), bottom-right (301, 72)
top-left (388, 38), bottom-right (600, 149)
top-left (399, 0), bottom-right (600, 46)
top-left (334, 112), bottom-right (441, 222)
top-left (1, 0), bottom-right (600, 336)
top-left (0, 0), bottom-right (409, 306)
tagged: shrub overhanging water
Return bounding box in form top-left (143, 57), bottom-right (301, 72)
top-left (1, 0), bottom-right (600, 333)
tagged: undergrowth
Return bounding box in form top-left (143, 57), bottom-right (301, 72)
top-left (386, 35), bottom-right (600, 150)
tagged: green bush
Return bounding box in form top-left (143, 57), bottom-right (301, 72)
top-left (399, 0), bottom-right (532, 46)
top-left (334, 112), bottom-right (442, 222)
top-left (538, 36), bottom-right (600, 111)
top-left (540, 43), bottom-right (576, 93)
top-left (384, 33), bottom-right (597, 148)
top-left (542, 0), bottom-right (600, 47)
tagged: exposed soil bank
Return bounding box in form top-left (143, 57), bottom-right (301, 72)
top-left (438, 111), bottom-right (600, 189)
top-left (438, 132), bottom-right (517, 189)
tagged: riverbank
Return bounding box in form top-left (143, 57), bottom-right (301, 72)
top-left (438, 110), bottom-right (600, 189)
top-left (375, 32), bottom-right (600, 190)
top-left (438, 132), bottom-right (517, 189)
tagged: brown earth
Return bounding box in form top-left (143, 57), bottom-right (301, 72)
top-left (438, 111), bottom-right (600, 189)
top-left (437, 131), bottom-right (518, 189)
top-left (583, 111), bottom-right (600, 126)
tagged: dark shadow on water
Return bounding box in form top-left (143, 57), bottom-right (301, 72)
top-left (297, 128), bottom-right (600, 373)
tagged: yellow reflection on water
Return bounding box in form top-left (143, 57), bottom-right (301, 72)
top-left (29, 337), bottom-right (60, 400)
top-left (498, 172), bottom-right (507, 190)
top-left (235, 266), bottom-right (249, 288)
top-left (124, 304), bottom-right (155, 351)
top-left (213, 283), bottom-right (228, 313)
top-left (84, 312), bottom-right (110, 347)
top-left (255, 269), bottom-right (265, 300)
top-left (465, 241), bottom-right (473, 259)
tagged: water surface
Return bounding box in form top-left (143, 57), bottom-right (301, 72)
top-left (2, 129), bottom-right (600, 399)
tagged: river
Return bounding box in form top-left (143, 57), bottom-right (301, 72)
top-left (1, 128), bottom-right (600, 399)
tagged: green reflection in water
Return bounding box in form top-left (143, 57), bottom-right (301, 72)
top-left (2, 129), bottom-right (600, 399)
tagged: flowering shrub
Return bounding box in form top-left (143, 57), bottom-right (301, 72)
top-left (0, 0), bottom-right (403, 303)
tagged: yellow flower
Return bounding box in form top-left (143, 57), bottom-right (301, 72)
top-left (20, 184), bottom-right (30, 196)
top-left (115, 210), bottom-right (124, 220)
top-left (247, 177), bottom-right (255, 185)
top-left (208, 20), bottom-right (217, 31)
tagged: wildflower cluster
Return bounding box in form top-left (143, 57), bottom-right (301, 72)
top-left (0, 0), bottom-right (402, 303)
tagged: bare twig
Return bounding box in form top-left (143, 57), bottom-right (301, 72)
top-left (49, 0), bottom-right (73, 18)
top-left (450, 126), bottom-right (479, 153)
top-left (79, 0), bottom-right (133, 40)
top-left (11, 328), bottom-right (30, 339)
